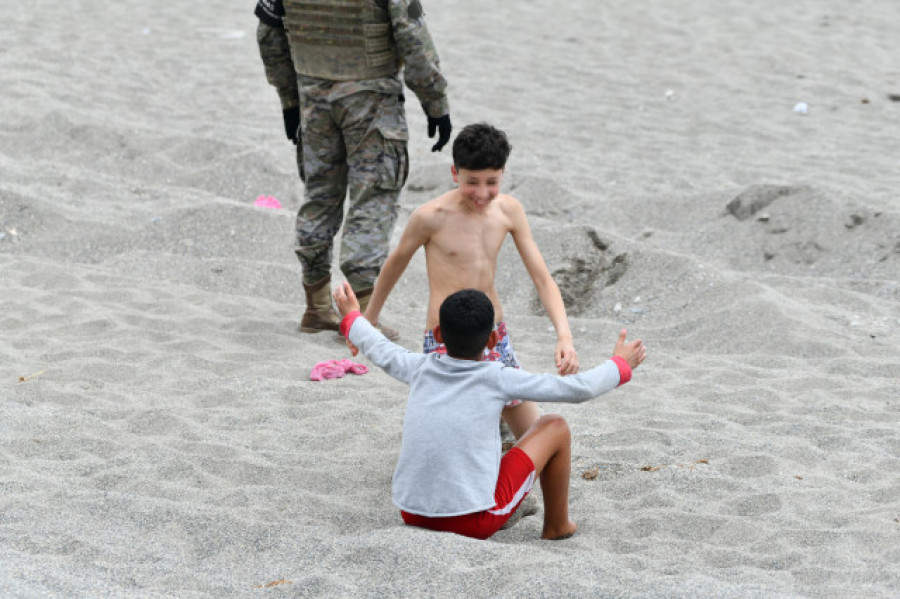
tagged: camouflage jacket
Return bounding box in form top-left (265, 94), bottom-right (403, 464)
top-left (255, 0), bottom-right (449, 118)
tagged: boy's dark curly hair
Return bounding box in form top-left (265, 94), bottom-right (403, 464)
top-left (452, 123), bottom-right (511, 171)
top-left (439, 289), bottom-right (495, 358)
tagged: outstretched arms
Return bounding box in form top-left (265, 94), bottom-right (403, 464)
top-left (498, 328), bottom-right (646, 404)
top-left (333, 281), bottom-right (426, 383)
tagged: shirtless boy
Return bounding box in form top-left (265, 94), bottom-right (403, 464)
top-left (361, 122), bottom-right (579, 440)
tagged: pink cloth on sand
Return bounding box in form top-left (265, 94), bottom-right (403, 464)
top-left (253, 195), bottom-right (282, 209)
top-left (310, 359), bottom-right (369, 381)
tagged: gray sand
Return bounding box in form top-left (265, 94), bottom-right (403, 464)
top-left (2, 0), bottom-right (898, 596)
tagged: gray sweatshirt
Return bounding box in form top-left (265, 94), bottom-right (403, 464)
top-left (345, 314), bottom-right (632, 517)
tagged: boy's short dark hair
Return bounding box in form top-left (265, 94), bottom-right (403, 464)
top-left (439, 289), bottom-right (495, 358)
top-left (452, 123), bottom-right (511, 171)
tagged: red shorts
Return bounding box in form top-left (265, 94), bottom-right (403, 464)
top-left (400, 447), bottom-right (536, 540)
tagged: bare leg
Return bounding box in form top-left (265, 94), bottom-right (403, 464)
top-left (501, 400), bottom-right (541, 440)
top-left (514, 413), bottom-right (578, 540)
top-left (497, 402), bottom-right (542, 529)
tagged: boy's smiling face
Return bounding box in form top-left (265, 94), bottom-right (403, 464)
top-left (452, 166), bottom-right (503, 212)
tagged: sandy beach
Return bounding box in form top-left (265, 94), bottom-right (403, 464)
top-left (2, 0), bottom-right (899, 596)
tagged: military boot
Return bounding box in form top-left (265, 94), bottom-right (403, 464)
top-left (355, 287), bottom-right (400, 341)
top-left (300, 277), bottom-right (341, 333)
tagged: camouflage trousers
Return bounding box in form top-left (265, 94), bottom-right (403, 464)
top-left (295, 85), bottom-right (409, 290)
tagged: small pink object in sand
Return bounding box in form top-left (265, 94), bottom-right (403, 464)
top-left (254, 195), bottom-right (282, 209)
top-left (310, 359), bottom-right (369, 381)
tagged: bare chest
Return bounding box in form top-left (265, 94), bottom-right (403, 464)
top-left (427, 216), bottom-right (508, 264)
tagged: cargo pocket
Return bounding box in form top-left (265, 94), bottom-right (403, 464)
top-left (374, 124), bottom-right (409, 192)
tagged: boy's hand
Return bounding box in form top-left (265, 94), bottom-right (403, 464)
top-left (332, 281), bottom-right (360, 317)
top-left (555, 340), bottom-right (580, 376)
top-left (613, 329), bottom-right (646, 370)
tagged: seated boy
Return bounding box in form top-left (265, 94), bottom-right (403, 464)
top-left (358, 122), bottom-right (579, 441)
top-left (333, 282), bottom-right (646, 540)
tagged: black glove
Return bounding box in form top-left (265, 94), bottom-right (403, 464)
top-left (282, 106), bottom-right (300, 145)
top-left (427, 114), bottom-right (451, 152)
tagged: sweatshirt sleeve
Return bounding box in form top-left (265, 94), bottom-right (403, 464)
top-left (497, 358), bottom-right (631, 404)
top-left (344, 313), bottom-right (426, 384)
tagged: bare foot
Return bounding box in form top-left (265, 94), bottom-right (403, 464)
top-left (541, 520), bottom-right (577, 540)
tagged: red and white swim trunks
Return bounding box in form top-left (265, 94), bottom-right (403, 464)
top-left (400, 447), bottom-right (536, 540)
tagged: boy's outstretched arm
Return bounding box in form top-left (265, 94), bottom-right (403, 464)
top-left (363, 209), bottom-right (431, 326)
top-left (508, 199), bottom-right (579, 375)
top-left (333, 281), bottom-right (427, 384)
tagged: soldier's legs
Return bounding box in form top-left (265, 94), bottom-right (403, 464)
top-left (295, 94), bottom-right (348, 286)
top-left (334, 91), bottom-right (409, 291)
top-left (295, 138), bottom-right (305, 183)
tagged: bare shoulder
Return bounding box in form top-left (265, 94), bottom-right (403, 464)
top-left (418, 190), bottom-right (457, 216)
top-left (409, 191), bottom-right (453, 228)
top-left (495, 194), bottom-right (527, 225)
top-left (493, 193), bottom-right (523, 211)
